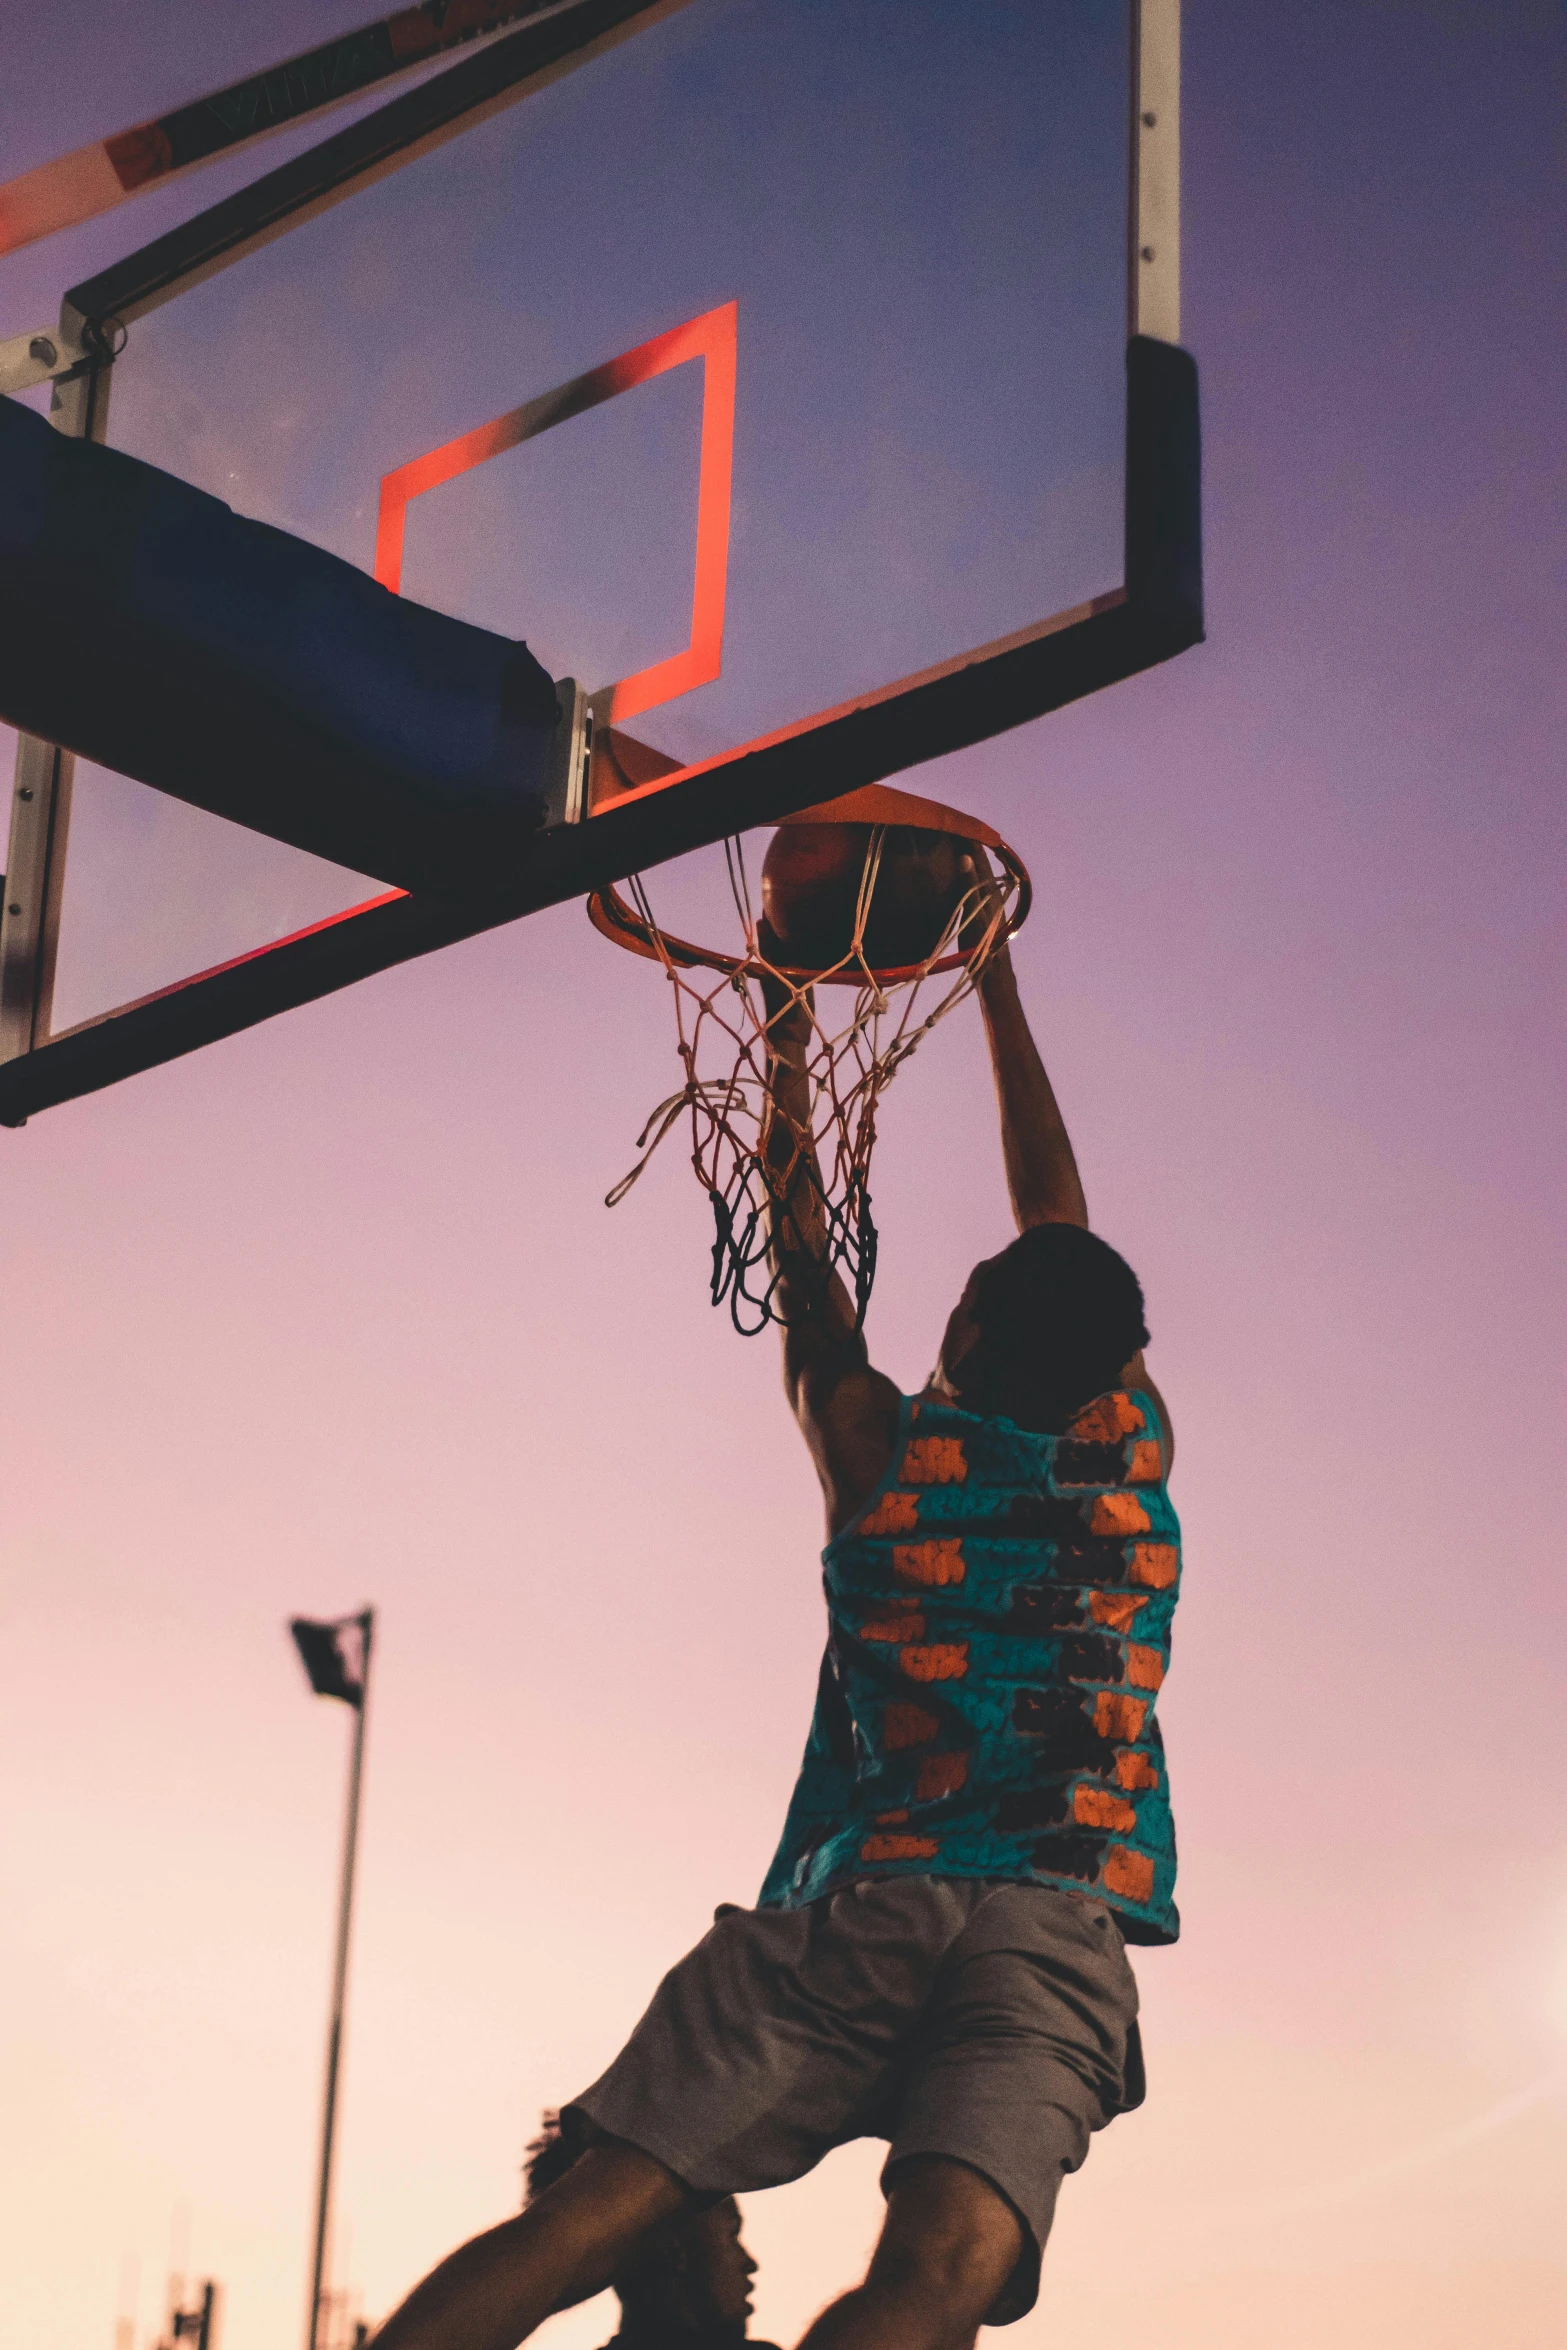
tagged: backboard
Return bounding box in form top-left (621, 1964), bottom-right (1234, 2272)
top-left (0, 0), bottom-right (1198, 1127)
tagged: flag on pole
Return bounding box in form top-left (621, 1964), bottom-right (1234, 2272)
top-left (290, 1617), bottom-right (369, 1710)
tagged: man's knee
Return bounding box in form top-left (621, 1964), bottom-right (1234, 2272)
top-left (870, 2157), bottom-right (1023, 2307)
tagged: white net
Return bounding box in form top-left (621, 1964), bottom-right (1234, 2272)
top-left (603, 827), bottom-right (1023, 1333)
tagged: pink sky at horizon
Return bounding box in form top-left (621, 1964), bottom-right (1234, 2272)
top-left (2, 5), bottom-right (1564, 2349)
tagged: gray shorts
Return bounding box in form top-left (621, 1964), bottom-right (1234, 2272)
top-left (566, 1876), bottom-right (1144, 2325)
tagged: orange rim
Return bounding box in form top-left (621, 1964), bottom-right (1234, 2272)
top-left (586, 786), bottom-right (1032, 986)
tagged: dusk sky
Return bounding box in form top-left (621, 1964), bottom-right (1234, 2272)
top-left (2, 6), bottom-right (1563, 2350)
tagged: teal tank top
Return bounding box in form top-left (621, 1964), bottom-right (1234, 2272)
top-left (758, 1388), bottom-right (1182, 1943)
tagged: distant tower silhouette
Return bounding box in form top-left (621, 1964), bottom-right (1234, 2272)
top-left (158, 2281), bottom-right (220, 2350)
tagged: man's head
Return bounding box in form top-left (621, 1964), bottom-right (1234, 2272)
top-left (524, 2115), bottom-right (758, 2342)
top-left (934, 1222), bottom-right (1149, 1433)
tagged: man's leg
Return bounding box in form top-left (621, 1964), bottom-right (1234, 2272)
top-left (794, 2157), bottom-right (1023, 2350)
top-left (371, 2140), bottom-right (686, 2350)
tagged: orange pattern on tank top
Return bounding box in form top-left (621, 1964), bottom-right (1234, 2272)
top-left (900, 1435), bottom-right (968, 1484)
top-left (1085, 1491), bottom-right (1152, 1537)
top-left (900, 1643), bottom-right (969, 1682)
top-left (1065, 1392), bottom-right (1145, 1444)
top-left (1113, 1749), bottom-right (1160, 1791)
top-left (860, 1488), bottom-right (920, 1536)
top-left (1074, 1784), bottom-right (1139, 1832)
top-left (893, 1538), bottom-right (965, 1587)
top-left (1129, 1542), bottom-right (1178, 1588)
top-left (1128, 1439), bottom-right (1163, 1483)
top-left (1090, 1591), bottom-right (1149, 1633)
top-left (915, 1751), bottom-right (969, 1800)
top-left (1103, 1846), bottom-right (1155, 1904)
top-left (883, 1702), bottom-right (940, 1749)
top-left (1126, 1644), bottom-right (1165, 1691)
top-left (861, 1831), bottom-right (940, 1862)
top-left (861, 1597), bottom-right (924, 1643)
top-left (1094, 1691), bottom-right (1148, 1741)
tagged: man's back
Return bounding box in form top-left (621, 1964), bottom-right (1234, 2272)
top-left (760, 1384), bottom-right (1181, 1941)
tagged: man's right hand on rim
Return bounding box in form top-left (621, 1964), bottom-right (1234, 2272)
top-left (958, 846), bottom-right (1011, 971)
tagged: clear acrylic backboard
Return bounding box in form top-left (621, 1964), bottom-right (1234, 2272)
top-left (1, 0), bottom-right (1196, 1120)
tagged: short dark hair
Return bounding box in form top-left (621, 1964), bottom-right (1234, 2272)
top-left (964, 1224), bottom-right (1148, 1426)
top-left (523, 2111), bottom-right (578, 2202)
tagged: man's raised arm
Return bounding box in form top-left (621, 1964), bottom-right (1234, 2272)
top-left (970, 865), bottom-right (1088, 1231)
top-left (757, 972), bottom-right (902, 1522)
top-left (757, 973), bottom-right (863, 1399)
top-left (967, 861), bottom-right (1173, 1461)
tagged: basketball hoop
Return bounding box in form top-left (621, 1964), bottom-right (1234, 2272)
top-left (589, 783), bottom-right (1031, 1335)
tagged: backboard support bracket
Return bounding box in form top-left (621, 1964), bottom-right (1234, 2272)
top-left (543, 680), bottom-right (591, 828)
top-left (0, 360), bottom-right (110, 1102)
top-left (0, 325), bottom-right (90, 396)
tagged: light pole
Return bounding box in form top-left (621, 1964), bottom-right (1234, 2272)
top-left (290, 1609), bottom-right (375, 2350)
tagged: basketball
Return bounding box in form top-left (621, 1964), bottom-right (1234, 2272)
top-left (759, 823), bottom-right (972, 973)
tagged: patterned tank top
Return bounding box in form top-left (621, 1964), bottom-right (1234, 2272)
top-left (758, 1388), bottom-right (1182, 1942)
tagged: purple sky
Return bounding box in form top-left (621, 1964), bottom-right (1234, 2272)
top-left (2, 6), bottom-right (1564, 2349)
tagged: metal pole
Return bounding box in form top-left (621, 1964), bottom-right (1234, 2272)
top-left (306, 1610), bottom-right (374, 2350)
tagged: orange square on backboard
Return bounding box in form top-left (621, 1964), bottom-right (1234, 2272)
top-left (373, 302), bottom-right (736, 730)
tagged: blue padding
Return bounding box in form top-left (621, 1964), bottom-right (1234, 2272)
top-left (0, 393), bottom-right (559, 894)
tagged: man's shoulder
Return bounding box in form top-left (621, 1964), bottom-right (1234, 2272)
top-left (798, 1349), bottom-right (904, 1432)
top-left (1117, 1355), bottom-right (1174, 1479)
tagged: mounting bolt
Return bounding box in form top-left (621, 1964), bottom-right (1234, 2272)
top-left (28, 335), bottom-right (58, 369)
top-left (1141, 245), bottom-right (1156, 262)
top-left (1142, 111), bottom-right (1157, 127)
top-left (18, 786), bottom-right (33, 801)
top-left (8, 903), bottom-right (21, 917)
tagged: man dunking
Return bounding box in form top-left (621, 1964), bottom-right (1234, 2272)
top-left (371, 884), bottom-right (1182, 2349)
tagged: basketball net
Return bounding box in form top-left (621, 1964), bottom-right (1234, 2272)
top-left (604, 829), bottom-right (1021, 1334)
